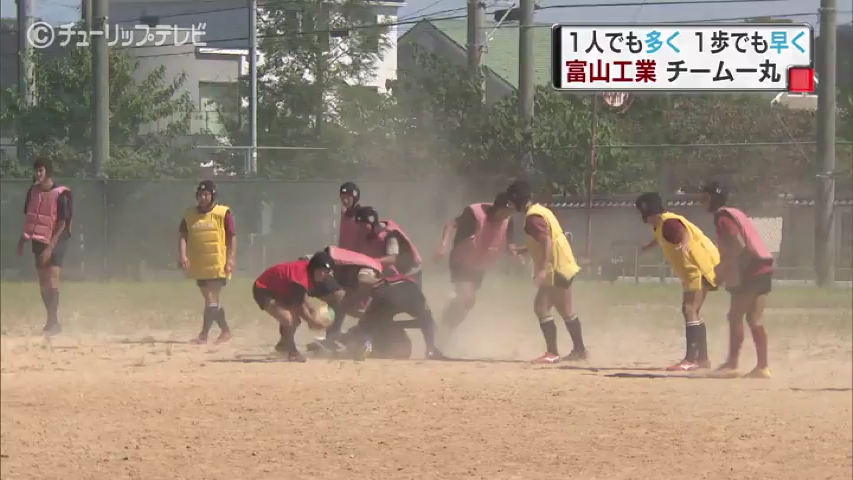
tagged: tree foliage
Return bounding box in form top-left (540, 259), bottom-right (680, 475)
top-left (0, 39), bottom-right (196, 178)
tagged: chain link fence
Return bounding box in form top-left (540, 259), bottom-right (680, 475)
top-left (1, 143), bottom-right (850, 283)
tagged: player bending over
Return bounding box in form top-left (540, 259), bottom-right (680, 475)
top-left (504, 180), bottom-right (589, 364)
top-left (308, 249), bottom-right (445, 360)
top-left (636, 192), bottom-right (720, 372)
top-left (252, 259), bottom-right (330, 362)
top-left (701, 182), bottom-right (773, 379)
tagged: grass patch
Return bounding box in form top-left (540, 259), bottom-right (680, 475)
top-left (1, 276), bottom-right (850, 337)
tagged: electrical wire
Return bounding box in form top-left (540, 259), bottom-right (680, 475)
top-left (117, 0), bottom-right (796, 56)
top-left (130, 9), bottom-right (835, 59)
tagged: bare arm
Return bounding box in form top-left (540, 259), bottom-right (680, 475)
top-left (224, 211), bottom-right (236, 271)
top-left (296, 300), bottom-right (327, 330)
top-left (439, 219), bottom-right (457, 251)
top-left (178, 219), bottom-right (189, 267)
top-left (378, 236), bottom-right (400, 267)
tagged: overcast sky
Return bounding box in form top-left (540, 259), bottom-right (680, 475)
top-left (1, 0), bottom-right (851, 33)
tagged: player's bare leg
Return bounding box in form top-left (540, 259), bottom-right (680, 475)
top-left (531, 287), bottom-right (560, 364)
top-left (743, 293), bottom-right (770, 379)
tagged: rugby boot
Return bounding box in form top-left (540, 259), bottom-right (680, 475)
top-left (531, 352), bottom-right (561, 364)
top-left (707, 362), bottom-right (740, 379)
top-left (214, 331), bottom-right (232, 344)
top-left (743, 366), bottom-right (771, 379)
top-left (666, 359), bottom-right (700, 371)
top-left (42, 322), bottom-right (62, 337)
top-left (286, 350), bottom-right (307, 363)
top-left (562, 349), bottom-right (588, 362)
top-left (426, 348), bottom-right (448, 360)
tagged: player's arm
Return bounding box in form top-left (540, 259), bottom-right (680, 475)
top-left (526, 215), bottom-right (552, 269)
top-left (224, 210), bottom-right (236, 272)
top-left (715, 215), bottom-right (745, 273)
top-left (49, 191), bottom-right (71, 249)
top-left (639, 239), bottom-right (657, 253)
top-left (377, 235), bottom-right (399, 267)
top-left (661, 219), bottom-right (689, 251)
top-left (296, 297), bottom-right (328, 330)
top-left (18, 187), bottom-right (33, 247)
top-left (178, 219), bottom-right (189, 268)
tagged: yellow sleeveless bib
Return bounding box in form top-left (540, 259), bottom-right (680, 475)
top-left (653, 212), bottom-right (719, 291)
top-left (183, 204), bottom-right (230, 280)
top-left (525, 203), bottom-right (580, 284)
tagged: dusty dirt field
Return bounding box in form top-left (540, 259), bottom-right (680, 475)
top-left (1, 280), bottom-right (851, 480)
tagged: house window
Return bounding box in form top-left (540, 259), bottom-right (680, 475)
top-left (198, 81), bottom-right (236, 136)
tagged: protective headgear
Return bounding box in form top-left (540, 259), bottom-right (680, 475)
top-left (492, 191), bottom-right (513, 209)
top-left (354, 206), bottom-right (380, 226)
top-left (635, 192), bottom-right (665, 220)
top-left (196, 180), bottom-right (217, 201)
top-left (339, 181), bottom-right (360, 202)
top-left (307, 248), bottom-right (334, 273)
top-left (701, 180), bottom-right (729, 211)
top-left (505, 180), bottom-right (532, 211)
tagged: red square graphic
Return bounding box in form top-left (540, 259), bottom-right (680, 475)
top-left (787, 67), bottom-right (815, 93)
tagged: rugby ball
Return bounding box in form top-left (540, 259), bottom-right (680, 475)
top-left (313, 304), bottom-right (334, 330)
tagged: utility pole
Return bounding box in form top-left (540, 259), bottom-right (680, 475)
top-left (16, 0), bottom-right (34, 165)
top-left (467, 0), bottom-right (485, 102)
top-left (518, 0), bottom-right (534, 170)
top-left (92, 0), bottom-right (109, 176)
top-left (247, 0), bottom-right (259, 176)
top-left (815, 0), bottom-right (837, 287)
top-left (82, 0), bottom-right (92, 28)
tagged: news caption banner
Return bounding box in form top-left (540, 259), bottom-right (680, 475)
top-left (551, 24), bottom-right (815, 93)
top-left (27, 21), bottom-right (208, 49)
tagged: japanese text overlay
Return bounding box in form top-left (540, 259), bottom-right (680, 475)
top-left (552, 24), bottom-right (814, 92)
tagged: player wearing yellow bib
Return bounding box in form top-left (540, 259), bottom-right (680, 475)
top-left (178, 181), bottom-right (236, 344)
top-left (505, 180), bottom-right (588, 364)
top-left (636, 192), bottom-right (719, 372)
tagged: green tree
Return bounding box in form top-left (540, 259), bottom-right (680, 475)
top-left (615, 94), bottom-right (820, 195)
top-left (0, 42), bottom-right (196, 178)
top-left (214, 0), bottom-right (392, 178)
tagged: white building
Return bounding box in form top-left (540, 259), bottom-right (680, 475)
top-left (111, 0), bottom-right (404, 135)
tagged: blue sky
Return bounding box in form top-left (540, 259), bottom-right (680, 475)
top-left (2, 0), bottom-right (851, 31)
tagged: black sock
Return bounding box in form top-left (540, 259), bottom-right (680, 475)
top-left (418, 310), bottom-right (437, 352)
top-left (685, 324), bottom-right (700, 363)
top-left (215, 306), bottom-right (230, 333)
top-left (539, 316), bottom-right (559, 355)
top-left (563, 315), bottom-right (585, 352)
top-left (695, 322), bottom-right (708, 362)
top-left (201, 305), bottom-right (217, 338)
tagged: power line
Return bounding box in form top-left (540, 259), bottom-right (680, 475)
top-left (130, 9), bottom-right (836, 59)
top-left (118, 0), bottom-right (796, 54)
top-left (113, 0), bottom-right (785, 24)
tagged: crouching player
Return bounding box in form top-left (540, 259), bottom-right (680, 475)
top-left (253, 259), bottom-right (330, 362)
top-left (701, 182), bottom-right (773, 379)
top-left (505, 180), bottom-right (588, 364)
top-left (308, 247), bottom-right (445, 360)
top-left (307, 246), bottom-right (386, 354)
top-left (354, 206), bottom-right (424, 284)
top-left (433, 192), bottom-right (516, 343)
top-left (636, 192), bottom-right (720, 371)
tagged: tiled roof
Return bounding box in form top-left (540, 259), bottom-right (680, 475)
top-left (428, 19), bottom-right (552, 87)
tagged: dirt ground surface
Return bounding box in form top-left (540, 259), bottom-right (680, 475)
top-left (1, 281), bottom-right (852, 480)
